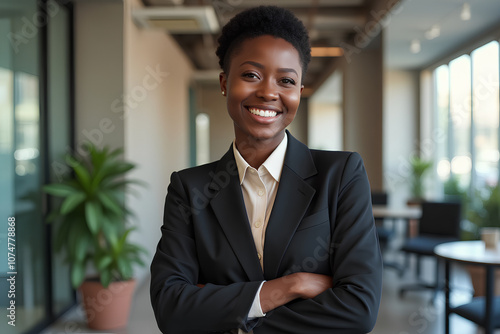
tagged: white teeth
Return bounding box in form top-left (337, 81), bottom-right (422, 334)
top-left (248, 108), bottom-right (278, 117)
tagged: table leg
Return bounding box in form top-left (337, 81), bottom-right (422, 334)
top-left (485, 266), bottom-right (494, 334)
top-left (445, 260), bottom-right (450, 334)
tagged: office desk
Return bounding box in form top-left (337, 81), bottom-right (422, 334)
top-left (372, 205), bottom-right (422, 238)
top-left (435, 241), bottom-right (500, 334)
top-left (372, 205), bottom-right (422, 221)
top-left (372, 205), bottom-right (422, 273)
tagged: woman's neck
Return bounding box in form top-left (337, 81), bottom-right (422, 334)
top-left (235, 133), bottom-right (285, 169)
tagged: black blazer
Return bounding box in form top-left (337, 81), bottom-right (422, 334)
top-left (151, 132), bottom-right (382, 333)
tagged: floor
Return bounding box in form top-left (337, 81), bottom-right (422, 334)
top-left (42, 252), bottom-right (496, 334)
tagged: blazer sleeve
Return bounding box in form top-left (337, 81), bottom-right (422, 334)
top-left (260, 152), bottom-right (383, 334)
top-left (150, 172), bottom-right (263, 333)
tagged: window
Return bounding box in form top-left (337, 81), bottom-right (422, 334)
top-left (433, 41), bottom-right (500, 196)
top-left (472, 41), bottom-right (499, 188)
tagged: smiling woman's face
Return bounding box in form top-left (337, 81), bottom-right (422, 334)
top-left (220, 35), bottom-right (304, 148)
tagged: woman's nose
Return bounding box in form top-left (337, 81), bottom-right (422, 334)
top-left (256, 80), bottom-right (278, 100)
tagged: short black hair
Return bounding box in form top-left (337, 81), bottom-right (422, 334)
top-left (216, 6), bottom-right (311, 78)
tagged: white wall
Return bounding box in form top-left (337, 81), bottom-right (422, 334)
top-left (383, 69), bottom-right (419, 207)
top-left (124, 0), bottom-right (193, 282)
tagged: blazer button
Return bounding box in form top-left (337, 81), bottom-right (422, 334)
top-left (258, 189), bottom-right (265, 197)
top-left (257, 253), bottom-right (262, 260)
top-left (254, 220), bottom-right (263, 228)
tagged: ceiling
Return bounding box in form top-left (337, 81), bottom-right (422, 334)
top-left (137, 0), bottom-right (500, 95)
top-left (386, 0), bottom-right (500, 70)
top-left (138, 0), bottom-right (396, 96)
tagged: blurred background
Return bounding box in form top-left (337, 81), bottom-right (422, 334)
top-left (1, 0), bottom-right (500, 333)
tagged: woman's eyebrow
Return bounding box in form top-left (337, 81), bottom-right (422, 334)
top-left (240, 61), bottom-right (298, 76)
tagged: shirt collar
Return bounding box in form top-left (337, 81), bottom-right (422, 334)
top-left (233, 134), bottom-right (288, 184)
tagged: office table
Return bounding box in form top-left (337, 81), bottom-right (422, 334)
top-left (372, 205), bottom-right (422, 221)
top-left (372, 205), bottom-right (422, 273)
top-left (435, 240), bottom-right (500, 334)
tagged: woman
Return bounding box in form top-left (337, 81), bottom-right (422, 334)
top-left (151, 6), bottom-right (382, 334)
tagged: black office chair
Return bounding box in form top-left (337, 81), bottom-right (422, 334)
top-left (399, 201), bottom-right (462, 299)
top-left (372, 192), bottom-right (402, 273)
top-left (372, 192), bottom-right (390, 242)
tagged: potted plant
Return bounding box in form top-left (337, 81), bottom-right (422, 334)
top-left (407, 156), bottom-right (433, 205)
top-left (43, 143), bottom-right (146, 329)
top-left (464, 184), bottom-right (500, 296)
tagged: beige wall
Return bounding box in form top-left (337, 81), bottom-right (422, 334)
top-left (195, 82), bottom-right (234, 162)
top-left (74, 1), bottom-right (125, 150)
top-left (288, 98), bottom-right (308, 144)
top-left (341, 36), bottom-right (384, 191)
top-left (124, 0), bottom-right (193, 281)
top-left (383, 69), bottom-right (419, 206)
top-left (74, 0), bottom-right (193, 283)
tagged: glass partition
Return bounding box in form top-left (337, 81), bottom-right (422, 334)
top-left (0, 0), bottom-right (74, 332)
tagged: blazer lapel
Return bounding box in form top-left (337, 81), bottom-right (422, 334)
top-left (209, 147), bottom-right (265, 282)
top-left (263, 132), bottom-right (317, 279)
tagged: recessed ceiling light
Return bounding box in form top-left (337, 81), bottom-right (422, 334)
top-left (425, 24), bottom-right (440, 40)
top-left (311, 47), bottom-right (344, 57)
top-left (461, 3), bottom-right (471, 21)
top-left (410, 39), bottom-right (421, 54)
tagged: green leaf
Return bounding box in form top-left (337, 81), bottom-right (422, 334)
top-left (116, 256), bottom-right (132, 280)
top-left (43, 183), bottom-right (78, 197)
top-left (96, 255), bottom-right (113, 271)
top-left (68, 217), bottom-right (91, 261)
top-left (97, 191), bottom-right (123, 216)
top-left (66, 155), bottom-right (92, 189)
top-left (100, 269), bottom-right (112, 288)
top-left (60, 192), bottom-right (86, 215)
top-left (54, 219), bottom-right (70, 252)
top-left (71, 261), bottom-right (85, 289)
top-left (85, 201), bottom-right (102, 235)
top-left (45, 211), bottom-right (59, 223)
top-left (101, 216), bottom-right (120, 249)
top-left (89, 144), bottom-right (108, 171)
top-left (74, 232), bottom-right (91, 262)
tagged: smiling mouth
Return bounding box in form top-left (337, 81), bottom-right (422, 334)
top-left (248, 107), bottom-right (279, 118)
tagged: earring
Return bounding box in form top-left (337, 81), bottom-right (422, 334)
top-left (222, 91), bottom-right (226, 96)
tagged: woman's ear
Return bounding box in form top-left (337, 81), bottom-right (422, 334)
top-left (219, 72), bottom-right (227, 95)
top-left (300, 85), bottom-right (304, 94)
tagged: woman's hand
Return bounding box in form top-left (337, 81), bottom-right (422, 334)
top-left (259, 272), bottom-right (333, 313)
top-left (289, 272), bottom-right (333, 299)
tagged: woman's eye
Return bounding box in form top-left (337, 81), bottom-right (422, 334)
top-left (243, 73), bottom-right (259, 79)
top-left (281, 78), bottom-right (296, 85)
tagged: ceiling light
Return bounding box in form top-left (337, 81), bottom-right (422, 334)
top-left (425, 24), bottom-right (440, 40)
top-left (461, 3), bottom-right (471, 21)
top-left (410, 39), bottom-right (421, 54)
top-left (311, 47), bottom-right (344, 57)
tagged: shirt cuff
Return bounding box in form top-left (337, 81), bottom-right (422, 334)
top-left (247, 281), bottom-right (266, 319)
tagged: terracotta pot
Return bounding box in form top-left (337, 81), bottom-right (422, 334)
top-left (79, 279), bottom-right (136, 330)
top-left (466, 265), bottom-right (500, 297)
